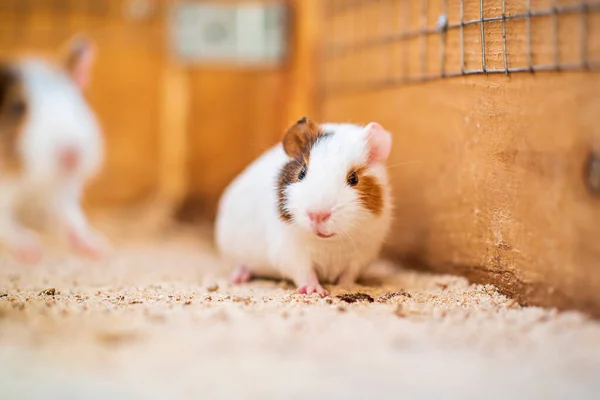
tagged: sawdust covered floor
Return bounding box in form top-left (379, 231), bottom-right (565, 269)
top-left (0, 209), bottom-right (599, 399)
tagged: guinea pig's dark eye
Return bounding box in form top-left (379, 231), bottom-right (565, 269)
top-left (298, 164), bottom-right (307, 181)
top-left (8, 100), bottom-right (26, 117)
top-left (347, 171), bottom-right (359, 186)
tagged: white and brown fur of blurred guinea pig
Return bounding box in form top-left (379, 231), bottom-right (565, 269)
top-left (215, 117), bottom-right (393, 296)
top-left (0, 35), bottom-right (107, 263)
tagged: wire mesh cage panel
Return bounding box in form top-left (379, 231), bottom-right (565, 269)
top-left (322, 0), bottom-right (600, 93)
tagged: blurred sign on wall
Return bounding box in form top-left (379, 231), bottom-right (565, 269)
top-left (168, 2), bottom-right (289, 66)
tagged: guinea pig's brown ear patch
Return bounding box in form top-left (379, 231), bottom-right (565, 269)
top-left (282, 117), bottom-right (323, 159)
top-left (59, 34), bottom-right (96, 90)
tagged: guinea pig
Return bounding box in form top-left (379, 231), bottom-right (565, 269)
top-left (0, 35), bottom-right (107, 263)
top-left (215, 117), bottom-right (393, 296)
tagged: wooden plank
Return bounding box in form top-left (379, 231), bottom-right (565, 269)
top-left (157, 63), bottom-right (190, 204)
top-left (283, 0), bottom-right (322, 126)
top-left (322, 71), bottom-right (600, 316)
top-left (184, 68), bottom-right (288, 218)
top-left (84, 39), bottom-right (164, 206)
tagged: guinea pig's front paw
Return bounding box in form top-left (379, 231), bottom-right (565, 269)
top-left (11, 237), bottom-right (44, 265)
top-left (68, 229), bottom-right (111, 260)
top-left (297, 284), bottom-right (329, 297)
top-left (230, 266), bottom-right (253, 284)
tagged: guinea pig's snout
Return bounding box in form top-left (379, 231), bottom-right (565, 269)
top-left (307, 209), bottom-right (335, 238)
top-left (307, 210), bottom-right (332, 224)
top-left (57, 146), bottom-right (80, 172)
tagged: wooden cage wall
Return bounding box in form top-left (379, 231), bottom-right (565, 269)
top-left (320, 0), bottom-right (600, 316)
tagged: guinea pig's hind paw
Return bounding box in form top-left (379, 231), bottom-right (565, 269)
top-left (12, 241), bottom-right (43, 265)
top-left (68, 230), bottom-right (110, 260)
top-left (297, 285), bottom-right (329, 297)
top-left (231, 266), bottom-right (253, 284)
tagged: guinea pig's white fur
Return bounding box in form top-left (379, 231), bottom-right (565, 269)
top-left (0, 38), bottom-right (106, 263)
top-left (18, 59), bottom-right (103, 184)
top-left (215, 121), bottom-right (392, 296)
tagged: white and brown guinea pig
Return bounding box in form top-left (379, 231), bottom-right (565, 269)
top-left (215, 117), bottom-right (393, 296)
top-left (0, 35), bottom-right (107, 263)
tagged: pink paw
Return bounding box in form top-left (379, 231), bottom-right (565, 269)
top-left (231, 266), bottom-right (253, 284)
top-left (12, 240), bottom-right (43, 265)
top-left (68, 230), bottom-right (110, 260)
top-left (297, 285), bottom-right (329, 297)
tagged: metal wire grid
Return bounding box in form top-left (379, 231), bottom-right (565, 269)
top-left (323, 0), bottom-right (600, 93)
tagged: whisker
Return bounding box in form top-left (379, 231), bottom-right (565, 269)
top-left (386, 160), bottom-right (423, 169)
top-left (332, 201), bottom-right (355, 213)
top-left (341, 227), bottom-right (362, 259)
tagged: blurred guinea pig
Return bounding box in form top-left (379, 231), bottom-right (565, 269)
top-left (0, 34), bottom-right (107, 263)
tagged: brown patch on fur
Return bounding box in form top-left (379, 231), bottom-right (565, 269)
top-left (282, 116), bottom-right (323, 159)
top-left (277, 157), bottom-right (305, 222)
top-left (277, 117), bottom-right (327, 222)
top-left (352, 165), bottom-right (384, 215)
top-left (0, 64), bottom-right (27, 174)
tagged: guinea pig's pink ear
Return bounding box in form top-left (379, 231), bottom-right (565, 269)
top-left (282, 117), bottom-right (322, 159)
top-left (365, 122), bottom-right (392, 164)
top-left (60, 34), bottom-right (96, 90)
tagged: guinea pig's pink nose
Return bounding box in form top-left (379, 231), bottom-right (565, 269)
top-left (307, 210), bottom-right (332, 224)
top-left (58, 147), bottom-right (79, 171)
